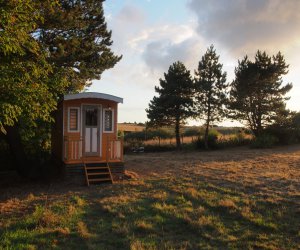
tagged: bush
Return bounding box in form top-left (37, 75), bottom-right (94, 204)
top-left (195, 129), bottom-right (220, 149)
top-left (265, 127), bottom-right (297, 145)
top-left (218, 133), bottom-right (252, 148)
top-left (263, 110), bottom-right (300, 145)
top-left (251, 134), bottom-right (278, 148)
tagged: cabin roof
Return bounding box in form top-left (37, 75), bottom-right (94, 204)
top-left (64, 92), bottom-right (123, 103)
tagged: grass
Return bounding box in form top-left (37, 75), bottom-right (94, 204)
top-left (0, 144), bottom-right (300, 249)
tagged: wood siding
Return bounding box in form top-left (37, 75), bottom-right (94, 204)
top-left (55, 98), bottom-right (121, 164)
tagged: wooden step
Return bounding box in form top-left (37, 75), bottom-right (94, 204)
top-left (87, 172), bottom-right (110, 176)
top-left (89, 178), bottom-right (112, 182)
top-left (84, 162), bottom-right (113, 186)
top-left (86, 166), bottom-right (109, 170)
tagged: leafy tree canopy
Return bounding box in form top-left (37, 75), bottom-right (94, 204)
top-left (0, 0), bottom-right (121, 133)
top-left (0, 0), bottom-right (57, 133)
top-left (0, 0), bottom-right (121, 176)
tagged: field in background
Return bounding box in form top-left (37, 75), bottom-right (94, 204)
top-left (0, 145), bottom-right (299, 249)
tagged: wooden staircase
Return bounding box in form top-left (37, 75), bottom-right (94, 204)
top-left (83, 163), bottom-right (113, 186)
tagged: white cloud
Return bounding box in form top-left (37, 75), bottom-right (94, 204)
top-left (116, 4), bottom-right (145, 23)
top-left (93, 0), bottom-right (300, 124)
top-left (188, 0), bottom-right (300, 56)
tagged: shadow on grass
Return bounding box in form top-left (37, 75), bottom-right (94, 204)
top-left (78, 178), bottom-right (299, 249)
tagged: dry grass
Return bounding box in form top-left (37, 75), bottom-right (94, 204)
top-left (77, 221), bottom-right (92, 239)
top-left (125, 145), bottom-right (300, 199)
top-left (0, 144), bottom-right (299, 249)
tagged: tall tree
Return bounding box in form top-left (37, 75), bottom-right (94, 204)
top-left (39, 0), bottom-right (122, 92)
top-left (0, 0), bottom-right (58, 176)
top-left (194, 45), bottom-right (227, 149)
top-left (0, 0), bottom-right (121, 176)
top-left (146, 61), bottom-right (194, 149)
top-left (228, 50), bottom-right (292, 136)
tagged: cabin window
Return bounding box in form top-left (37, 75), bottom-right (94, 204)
top-left (103, 109), bottom-right (114, 132)
top-left (68, 107), bottom-right (80, 132)
top-left (85, 108), bottom-right (98, 126)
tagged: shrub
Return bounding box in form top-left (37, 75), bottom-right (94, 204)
top-left (251, 134), bottom-right (278, 148)
top-left (195, 129), bottom-right (220, 149)
top-left (263, 110), bottom-right (300, 145)
top-left (265, 127), bottom-right (297, 145)
top-left (217, 133), bottom-right (252, 148)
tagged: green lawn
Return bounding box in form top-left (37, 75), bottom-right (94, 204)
top-left (1, 145), bottom-right (299, 249)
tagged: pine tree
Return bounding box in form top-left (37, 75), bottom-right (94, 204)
top-left (146, 61), bottom-right (194, 149)
top-left (39, 0), bottom-right (122, 93)
top-left (194, 45), bottom-right (227, 149)
top-left (228, 50), bottom-right (292, 136)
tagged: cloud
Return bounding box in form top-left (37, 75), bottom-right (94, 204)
top-left (143, 37), bottom-right (203, 73)
top-left (123, 24), bottom-right (203, 73)
top-left (116, 5), bottom-right (145, 24)
top-left (188, 0), bottom-right (300, 56)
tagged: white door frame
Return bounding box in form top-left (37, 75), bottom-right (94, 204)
top-left (82, 104), bottom-right (102, 157)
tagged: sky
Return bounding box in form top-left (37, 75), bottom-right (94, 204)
top-left (88, 0), bottom-right (300, 126)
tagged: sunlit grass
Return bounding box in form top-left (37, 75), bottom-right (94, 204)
top-left (1, 145), bottom-right (300, 249)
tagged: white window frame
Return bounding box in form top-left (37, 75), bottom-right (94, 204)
top-left (68, 107), bottom-right (80, 133)
top-left (103, 108), bottom-right (114, 133)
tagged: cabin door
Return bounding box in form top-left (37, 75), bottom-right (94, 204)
top-left (83, 105), bottom-right (101, 157)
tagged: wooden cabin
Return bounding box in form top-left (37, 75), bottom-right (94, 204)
top-left (51, 92), bottom-right (124, 185)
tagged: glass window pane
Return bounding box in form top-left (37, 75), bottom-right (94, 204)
top-left (69, 109), bottom-right (78, 131)
top-left (104, 110), bottom-right (113, 131)
top-left (86, 108), bottom-right (98, 126)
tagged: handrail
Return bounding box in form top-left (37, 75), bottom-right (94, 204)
top-left (108, 139), bottom-right (123, 162)
top-left (64, 136), bottom-right (123, 162)
top-left (64, 136), bottom-right (83, 161)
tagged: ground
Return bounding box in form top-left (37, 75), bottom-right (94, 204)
top-left (0, 145), bottom-right (299, 249)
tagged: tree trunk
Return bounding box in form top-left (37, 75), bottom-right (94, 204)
top-left (4, 125), bottom-right (29, 177)
top-left (175, 120), bottom-right (181, 150)
top-left (204, 104), bottom-right (210, 149)
top-left (204, 101), bottom-right (211, 150)
top-left (204, 120), bottom-right (209, 150)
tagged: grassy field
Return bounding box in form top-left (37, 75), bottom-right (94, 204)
top-left (0, 145), bottom-right (299, 249)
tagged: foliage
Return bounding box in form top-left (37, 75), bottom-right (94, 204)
top-left (251, 133), bottom-right (278, 148)
top-left (0, 0), bottom-right (58, 132)
top-left (124, 131), bottom-right (146, 142)
top-left (292, 112), bottom-right (300, 141)
top-left (183, 127), bottom-right (201, 137)
top-left (194, 45), bottom-right (227, 149)
top-left (0, 0), bottom-right (121, 174)
top-left (228, 50), bottom-right (293, 136)
top-left (117, 130), bottom-right (124, 139)
top-left (217, 132), bottom-right (253, 148)
top-left (216, 127), bottom-right (250, 136)
top-left (38, 0), bottom-right (122, 92)
top-left (124, 128), bottom-right (174, 152)
top-left (265, 110), bottom-right (300, 144)
top-left (146, 61), bottom-right (194, 149)
top-left (146, 128), bottom-right (174, 141)
top-left (195, 129), bottom-right (220, 149)
top-left (195, 129), bottom-right (253, 149)
top-left (0, 0), bottom-right (121, 128)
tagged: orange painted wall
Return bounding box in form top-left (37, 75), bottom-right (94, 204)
top-left (61, 98), bottom-right (119, 163)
